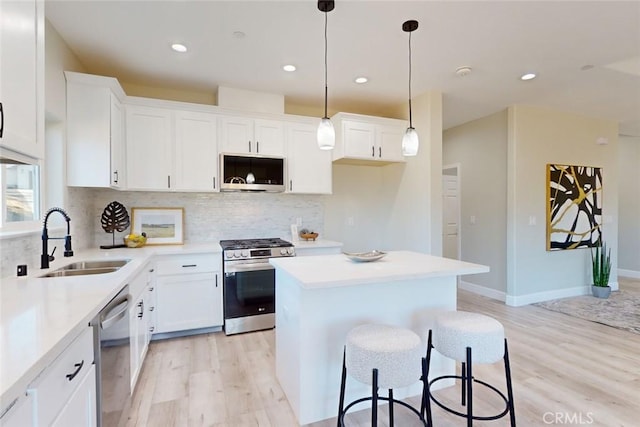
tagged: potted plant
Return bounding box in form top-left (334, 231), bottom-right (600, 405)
top-left (590, 241), bottom-right (612, 298)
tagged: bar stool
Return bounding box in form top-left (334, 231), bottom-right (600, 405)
top-left (337, 323), bottom-right (427, 426)
top-left (422, 311), bottom-right (516, 426)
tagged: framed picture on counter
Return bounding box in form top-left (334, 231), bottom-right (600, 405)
top-left (131, 207), bottom-right (184, 245)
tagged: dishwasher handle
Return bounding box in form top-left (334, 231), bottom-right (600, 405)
top-left (101, 296), bottom-right (130, 330)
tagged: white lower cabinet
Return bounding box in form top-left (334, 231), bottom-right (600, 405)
top-left (154, 253), bottom-right (222, 334)
top-left (129, 265), bottom-right (152, 392)
top-left (51, 364), bottom-right (96, 427)
top-left (0, 391), bottom-right (34, 427)
top-left (32, 327), bottom-right (96, 426)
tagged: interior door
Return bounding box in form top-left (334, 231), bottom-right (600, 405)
top-left (442, 174), bottom-right (460, 260)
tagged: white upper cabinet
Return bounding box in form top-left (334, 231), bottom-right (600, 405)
top-left (174, 110), bottom-right (218, 191)
top-left (219, 115), bottom-right (284, 156)
top-left (66, 72), bottom-right (126, 188)
top-left (332, 112), bottom-right (407, 165)
top-left (286, 120), bottom-right (332, 194)
top-left (126, 102), bottom-right (218, 192)
top-left (0, 0), bottom-right (43, 159)
top-left (125, 104), bottom-right (172, 190)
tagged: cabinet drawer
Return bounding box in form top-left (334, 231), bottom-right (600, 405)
top-left (155, 253), bottom-right (218, 275)
top-left (33, 327), bottom-right (94, 426)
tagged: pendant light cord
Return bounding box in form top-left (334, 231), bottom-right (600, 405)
top-left (408, 30), bottom-right (413, 128)
top-left (323, 9), bottom-right (328, 119)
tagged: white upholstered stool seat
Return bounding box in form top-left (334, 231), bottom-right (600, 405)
top-left (346, 324), bottom-right (422, 389)
top-left (434, 311), bottom-right (505, 364)
top-left (338, 324), bottom-right (427, 426)
top-left (421, 310), bottom-right (516, 426)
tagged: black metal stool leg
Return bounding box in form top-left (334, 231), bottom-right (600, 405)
top-left (466, 347), bottom-right (473, 427)
top-left (504, 339), bottom-right (516, 427)
top-left (337, 347), bottom-right (347, 427)
top-left (372, 368), bottom-right (379, 427)
top-left (423, 330), bottom-right (434, 426)
top-left (461, 361), bottom-right (467, 406)
top-left (388, 388), bottom-right (394, 426)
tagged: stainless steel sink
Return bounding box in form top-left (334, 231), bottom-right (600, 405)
top-left (40, 267), bottom-right (120, 278)
top-left (39, 259), bottom-right (130, 278)
top-left (58, 259), bottom-right (130, 270)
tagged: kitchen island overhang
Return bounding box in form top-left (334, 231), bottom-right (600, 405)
top-left (270, 251), bottom-right (490, 425)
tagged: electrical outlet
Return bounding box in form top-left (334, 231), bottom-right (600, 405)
top-left (347, 217), bottom-right (354, 226)
top-left (296, 217), bottom-right (302, 227)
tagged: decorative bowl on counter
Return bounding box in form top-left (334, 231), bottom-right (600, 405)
top-left (123, 234), bottom-right (147, 248)
top-left (343, 250), bottom-right (387, 262)
top-left (300, 232), bottom-right (319, 241)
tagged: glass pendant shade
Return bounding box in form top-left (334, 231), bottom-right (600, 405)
top-left (317, 117), bottom-right (335, 150)
top-left (402, 127), bottom-right (419, 156)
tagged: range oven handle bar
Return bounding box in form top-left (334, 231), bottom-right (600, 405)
top-left (225, 262), bottom-right (275, 273)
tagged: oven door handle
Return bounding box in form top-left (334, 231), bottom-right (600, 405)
top-left (225, 262), bottom-right (275, 273)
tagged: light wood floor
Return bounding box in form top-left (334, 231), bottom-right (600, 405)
top-left (125, 277), bottom-right (640, 427)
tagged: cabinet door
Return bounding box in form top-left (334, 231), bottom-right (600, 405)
top-left (0, 392), bottom-right (34, 427)
top-left (155, 272), bottom-right (220, 333)
top-left (51, 365), bottom-right (97, 427)
top-left (377, 125), bottom-right (405, 162)
top-left (174, 110), bottom-right (218, 191)
top-left (219, 116), bottom-right (254, 154)
top-left (0, 0), bottom-right (40, 158)
top-left (286, 123), bottom-right (332, 194)
top-left (126, 105), bottom-right (172, 190)
top-left (342, 120), bottom-right (376, 159)
top-left (129, 291), bottom-right (148, 391)
top-left (110, 94), bottom-right (125, 188)
top-left (254, 119), bottom-right (284, 156)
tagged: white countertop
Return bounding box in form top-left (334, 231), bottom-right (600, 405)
top-left (270, 250), bottom-right (489, 289)
top-left (0, 243), bottom-right (220, 411)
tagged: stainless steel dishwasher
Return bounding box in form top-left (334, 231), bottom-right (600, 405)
top-left (92, 286), bottom-right (131, 427)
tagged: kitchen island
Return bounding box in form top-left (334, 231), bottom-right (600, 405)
top-left (270, 250), bottom-right (489, 425)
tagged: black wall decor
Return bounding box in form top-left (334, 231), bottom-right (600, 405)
top-left (100, 201), bottom-right (130, 249)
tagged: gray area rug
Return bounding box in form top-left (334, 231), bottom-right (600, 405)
top-left (534, 281), bottom-right (640, 335)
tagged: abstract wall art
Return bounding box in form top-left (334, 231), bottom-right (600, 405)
top-left (546, 164), bottom-right (602, 251)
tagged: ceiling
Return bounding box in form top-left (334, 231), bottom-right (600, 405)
top-left (46, 1), bottom-right (640, 136)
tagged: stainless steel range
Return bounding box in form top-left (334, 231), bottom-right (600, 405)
top-left (220, 238), bottom-right (295, 335)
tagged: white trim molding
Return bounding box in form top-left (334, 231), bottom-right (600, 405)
top-left (459, 280), bottom-right (506, 302)
top-left (618, 269), bottom-right (640, 279)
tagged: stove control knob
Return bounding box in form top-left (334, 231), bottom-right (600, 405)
top-left (241, 250), bottom-right (249, 258)
top-left (280, 248), bottom-right (287, 255)
top-left (287, 248), bottom-right (295, 256)
top-left (234, 250), bottom-right (242, 258)
top-left (226, 252), bottom-right (234, 259)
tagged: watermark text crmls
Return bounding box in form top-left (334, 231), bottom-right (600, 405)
top-left (543, 412), bottom-right (595, 425)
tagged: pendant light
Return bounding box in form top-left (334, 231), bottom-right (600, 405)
top-left (402, 20), bottom-right (419, 156)
top-left (317, 0), bottom-right (335, 150)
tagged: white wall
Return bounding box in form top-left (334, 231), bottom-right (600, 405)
top-left (443, 110), bottom-right (508, 295)
top-left (507, 106), bottom-right (619, 305)
top-left (617, 136), bottom-right (640, 276)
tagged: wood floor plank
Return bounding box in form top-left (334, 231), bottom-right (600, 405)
top-left (127, 277), bottom-right (640, 426)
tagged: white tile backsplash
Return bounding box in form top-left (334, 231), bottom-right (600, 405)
top-left (2, 187), bottom-right (325, 278)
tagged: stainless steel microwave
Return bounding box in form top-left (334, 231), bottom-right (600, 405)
top-left (220, 153), bottom-right (286, 192)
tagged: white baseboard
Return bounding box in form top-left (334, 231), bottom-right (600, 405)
top-left (459, 280), bottom-right (506, 302)
top-left (506, 286), bottom-right (591, 306)
top-left (618, 268), bottom-right (640, 279)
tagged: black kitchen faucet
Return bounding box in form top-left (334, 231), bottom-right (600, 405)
top-left (41, 207), bottom-right (74, 269)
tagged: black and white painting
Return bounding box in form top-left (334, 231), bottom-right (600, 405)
top-left (546, 164), bottom-right (602, 251)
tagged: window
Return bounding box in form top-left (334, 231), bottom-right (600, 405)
top-left (0, 149), bottom-right (41, 230)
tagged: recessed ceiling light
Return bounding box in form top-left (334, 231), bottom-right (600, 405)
top-left (233, 31), bottom-right (246, 39)
top-left (283, 64), bottom-right (296, 72)
top-left (171, 43), bottom-right (187, 53)
top-left (354, 76), bottom-right (368, 84)
top-left (520, 72), bottom-right (536, 81)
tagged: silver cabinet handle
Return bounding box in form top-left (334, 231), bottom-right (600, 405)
top-left (379, 147), bottom-right (382, 158)
top-left (66, 360), bottom-right (84, 381)
top-left (113, 170), bottom-right (118, 184)
top-left (0, 102), bottom-right (4, 138)
top-left (256, 141), bottom-right (260, 153)
top-left (372, 146), bottom-right (375, 157)
top-left (182, 264), bottom-right (197, 268)
top-left (248, 141), bottom-right (251, 152)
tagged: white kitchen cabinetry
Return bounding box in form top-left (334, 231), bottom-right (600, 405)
top-left (0, 0), bottom-right (43, 159)
top-left (125, 104), bottom-right (172, 190)
top-left (32, 327), bottom-right (96, 427)
top-left (126, 103), bottom-right (218, 191)
top-left (285, 121), bottom-right (332, 194)
top-left (219, 115), bottom-right (284, 156)
top-left (332, 113), bottom-right (406, 165)
top-left (129, 265), bottom-right (152, 391)
top-left (66, 72), bottom-right (126, 188)
top-left (174, 110), bottom-right (218, 191)
top-left (154, 253), bottom-right (222, 334)
top-left (0, 391), bottom-right (34, 427)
